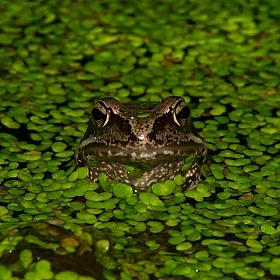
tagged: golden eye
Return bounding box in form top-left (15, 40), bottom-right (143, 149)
top-left (91, 102), bottom-right (109, 128)
top-left (173, 101), bottom-right (191, 127)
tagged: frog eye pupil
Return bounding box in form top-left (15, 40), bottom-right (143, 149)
top-left (173, 104), bottom-right (191, 127)
top-left (178, 106), bottom-right (190, 120)
top-left (91, 108), bottom-right (104, 121)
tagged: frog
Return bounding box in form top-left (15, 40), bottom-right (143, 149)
top-left (75, 96), bottom-right (207, 191)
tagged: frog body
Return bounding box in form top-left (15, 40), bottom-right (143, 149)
top-left (76, 96), bottom-right (207, 190)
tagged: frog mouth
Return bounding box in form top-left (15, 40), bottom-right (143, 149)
top-left (81, 141), bottom-right (204, 161)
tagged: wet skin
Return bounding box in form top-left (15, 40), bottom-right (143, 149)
top-left (76, 96), bottom-right (207, 190)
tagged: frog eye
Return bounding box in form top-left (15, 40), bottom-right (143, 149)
top-left (91, 102), bottom-right (110, 128)
top-left (173, 103), bottom-right (191, 126)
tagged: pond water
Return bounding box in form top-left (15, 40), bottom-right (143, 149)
top-left (0, 0), bottom-right (280, 279)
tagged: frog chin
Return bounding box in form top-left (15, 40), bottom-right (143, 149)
top-left (86, 160), bottom-right (202, 191)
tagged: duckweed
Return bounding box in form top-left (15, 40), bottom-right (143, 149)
top-left (112, 183), bottom-right (133, 198)
top-left (152, 180), bottom-right (176, 196)
top-left (0, 0), bottom-right (280, 279)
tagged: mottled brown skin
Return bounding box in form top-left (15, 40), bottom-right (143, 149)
top-left (76, 96), bottom-right (207, 190)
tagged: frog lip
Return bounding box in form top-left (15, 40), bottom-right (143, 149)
top-left (79, 132), bottom-right (204, 152)
top-left (81, 141), bottom-right (204, 161)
